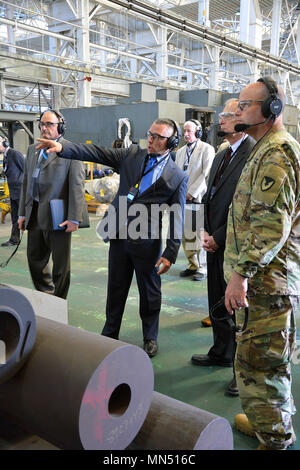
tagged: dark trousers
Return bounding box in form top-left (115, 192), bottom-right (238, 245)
top-left (207, 250), bottom-right (236, 363)
top-left (9, 198), bottom-right (20, 243)
top-left (27, 202), bottom-right (71, 299)
top-left (101, 238), bottom-right (162, 341)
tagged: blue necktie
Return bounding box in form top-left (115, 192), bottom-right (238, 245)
top-left (139, 156), bottom-right (157, 193)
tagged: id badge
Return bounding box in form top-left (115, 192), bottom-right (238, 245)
top-left (33, 168), bottom-right (40, 178)
top-left (127, 185), bottom-right (139, 203)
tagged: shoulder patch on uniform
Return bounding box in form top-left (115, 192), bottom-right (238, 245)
top-left (252, 164), bottom-right (287, 207)
top-left (260, 176), bottom-right (275, 192)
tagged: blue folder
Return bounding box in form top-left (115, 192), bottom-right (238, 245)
top-left (50, 198), bottom-right (90, 230)
top-left (50, 199), bottom-right (66, 230)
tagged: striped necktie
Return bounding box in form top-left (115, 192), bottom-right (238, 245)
top-left (213, 147), bottom-right (233, 186)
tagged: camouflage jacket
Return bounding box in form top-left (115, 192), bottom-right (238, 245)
top-left (224, 128), bottom-right (300, 296)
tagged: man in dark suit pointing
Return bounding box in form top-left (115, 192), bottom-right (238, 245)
top-left (37, 118), bottom-right (187, 357)
top-left (191, 99), bottom-right (256, 395)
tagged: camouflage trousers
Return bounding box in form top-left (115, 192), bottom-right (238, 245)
top-left (235, 295), bottom-right (299, 450)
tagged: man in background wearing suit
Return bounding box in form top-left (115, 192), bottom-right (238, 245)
top-left (191, 99), bottom-right (256, 396)
top-left (175, 120), bottom-right (215, 281)
top-left (37, 118), bottom-right (187, 357)
top-left (18, 110), bottom-right (85, 299)
top-left (0, 138), bottom-right (24, 246)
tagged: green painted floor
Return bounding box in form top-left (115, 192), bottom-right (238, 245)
top-left (0, 214), bottom-right (299, 451)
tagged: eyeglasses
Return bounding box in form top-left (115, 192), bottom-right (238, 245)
top-left (39, 121), bottom-right (60, 128)
top-left (146, 130), bottom-right (168, 140)
top-left (218, 112), bottom-right (236, 120)
top-left (237, 100), bottom-right (264, 111)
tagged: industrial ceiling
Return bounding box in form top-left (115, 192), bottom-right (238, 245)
top-left (0, 0), bottom-right (299, 112)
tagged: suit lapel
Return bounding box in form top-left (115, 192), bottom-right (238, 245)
top-left (189, 140), bottom-right (202, 163)
top-left (206, 150), bottom-right (226, 197)
top-left (138, 150), bottom-right (148, 178)
top-left (31, 146), bottom-right (55, 170)
top-left (159, 157), bottom-right (176, 185)
top-left (33, 148), bottom-right (40, 165)
top-left (176, 146), bottom-right (185, 168)
top-left (213, 138), bottom-right (249, 195)
top-left (41, 151), bottom-right (57, 170)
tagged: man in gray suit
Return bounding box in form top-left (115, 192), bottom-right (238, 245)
top-left (18, 110), bottom-right (85, 299)
top-left (191, 99), bottom-right (256, 395)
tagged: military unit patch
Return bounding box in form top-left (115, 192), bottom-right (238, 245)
top-left (252, 164), bottom-right (287, 207)
top-left (261, 176), bottom-right (275, 191)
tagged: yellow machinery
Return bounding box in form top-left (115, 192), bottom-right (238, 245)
top-left (84, 161), bottom-right (116, 216)
top-left (0, 159), bottom-right (10, 222)
top-left (0, 180), bottom-right (10, 223)
top-left (84, 161), bottom-right (107, 213)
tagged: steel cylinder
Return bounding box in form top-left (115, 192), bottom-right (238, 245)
top-left (128, 391), bottom-right (233, 450)
top-left (0, 313), bottom-right (154, 450)
top-left (0, 285), bottom-right (36, 384)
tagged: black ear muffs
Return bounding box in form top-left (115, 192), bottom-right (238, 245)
top-left (257, 77), bottom-right (283, 119)
top-left (166, 120), bottom-right (182, 150)
top-left (2, 140), bottom-right (9, 148)
top-left (189, 119), bottom-right (203, 139)
top-left (38, 109), bottom-right (66, 135)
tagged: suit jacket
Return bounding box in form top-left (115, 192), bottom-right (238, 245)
top-left (175, 140), bottom-right (215, 202)
top-left (3, 148), bottom-right (24, 200)
top-left (19, 137), bottom-right (85, 230)
top-left (59, 142), bottom-right (188, 264)
top-left (203, 135), bottom-right (256, 251)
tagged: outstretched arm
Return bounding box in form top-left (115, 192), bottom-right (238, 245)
top-left (36, 138), bottom-right (62, 154)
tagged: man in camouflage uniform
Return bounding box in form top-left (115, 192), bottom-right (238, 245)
top-left (224, 77), bottom-right (300, 450)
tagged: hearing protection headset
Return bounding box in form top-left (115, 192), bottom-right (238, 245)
top-left (166, 119), bottom-right (182, 150)
top-left (257, 76), bottom-right (283, 119)
top-left (189, 119), bottom-right (203, 139)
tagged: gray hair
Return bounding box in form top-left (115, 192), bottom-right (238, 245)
top-left (224, 98), bottom-right (238, 106)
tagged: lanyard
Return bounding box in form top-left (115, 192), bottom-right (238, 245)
top-left (186, 142), bottom-right (196, 161)
top-left (135, 153), bottom-right (169, 190)
top-left (39, 149), bottom-right (48, 162)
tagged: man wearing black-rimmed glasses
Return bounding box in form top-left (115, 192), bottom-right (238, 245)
top-left (37, 118), bottom-right (187, 357)
top-left (18, 110), bottom-right (85, 299)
